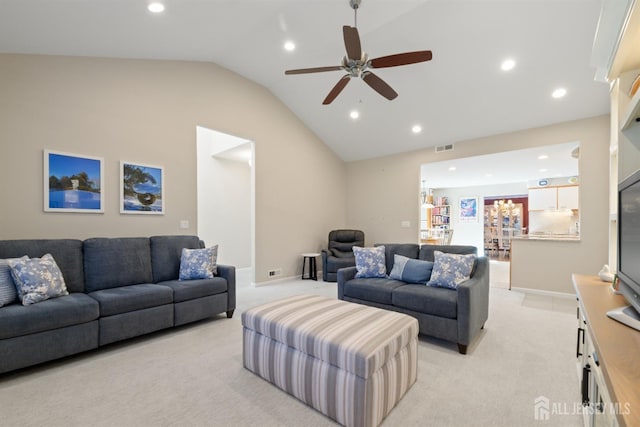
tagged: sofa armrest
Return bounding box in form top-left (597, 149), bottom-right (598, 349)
top-left (217, 264), bottom-right (236, 314)
top-left (456, 256), bottom-right (489, 346)
top-left (337, 266), bottom-right (357, 300)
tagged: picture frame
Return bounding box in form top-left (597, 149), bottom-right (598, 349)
top-left (459, 196), bottom-right (478, 223)
top-left (120, 161), bottom-right (164, 214)
top-left (44, 149), bottom-right (104, 213)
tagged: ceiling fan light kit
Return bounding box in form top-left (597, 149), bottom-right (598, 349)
top-left (284, 0), bottom-right (432, 104)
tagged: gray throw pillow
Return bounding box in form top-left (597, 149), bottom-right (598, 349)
top-left (389, 254), bottom-right (434, 284)
top-left (0, 259), bottom-right (18, 307)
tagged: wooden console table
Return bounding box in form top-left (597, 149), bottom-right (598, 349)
top-left (572, 274), bottom-right (640, 426)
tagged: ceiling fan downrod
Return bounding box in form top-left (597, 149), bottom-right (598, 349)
top-left (350, 0), bottom-right (361, 27)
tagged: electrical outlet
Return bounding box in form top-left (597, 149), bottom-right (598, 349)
top-left (179, 220), bottom-right (189, 229)
top-left (401, 220), bottom-right (411, 228)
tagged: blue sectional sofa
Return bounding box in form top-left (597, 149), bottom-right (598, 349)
top-left (338, 244), bottom-right (489, 354)
top-left (0, 235), bottom-right (235, 374)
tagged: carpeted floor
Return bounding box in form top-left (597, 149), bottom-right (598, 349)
top-left (0, 267), bottom-right (582, 426)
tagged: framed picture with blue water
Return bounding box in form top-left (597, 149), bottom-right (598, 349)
top-left (44, 150), bottom-right (104, 213)
top-left (120, 161), bottom-right (164, 214)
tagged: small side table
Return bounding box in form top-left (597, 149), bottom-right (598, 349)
top-left (301, 253), bottom-right (320, 281)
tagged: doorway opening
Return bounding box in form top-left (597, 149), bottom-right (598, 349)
top-left (196, 126), bottom-right (255, 286)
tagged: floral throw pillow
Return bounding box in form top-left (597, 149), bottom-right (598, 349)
top-left (8, 254), bottom-right (69, 305)
top-left (353, 246), bottom-right (386, 278)
top-left (427, 251), bottom-right (476, 290)
top-left (179, 245), bottom-right (218, 280)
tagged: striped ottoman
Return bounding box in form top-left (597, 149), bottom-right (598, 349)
top-left (242, 294), bottom-right (418, 427)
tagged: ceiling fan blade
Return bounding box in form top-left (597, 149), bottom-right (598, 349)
top-left (362, 72), bottom-right (398, 101)
top-left (343, 26), bottom-right (362, 60)
top-left (285, 66), bottom-right (343, 75)
top-left (369, 50), bottom-right (433, 68)
top-left (323, 75), bottom-right (351, 105)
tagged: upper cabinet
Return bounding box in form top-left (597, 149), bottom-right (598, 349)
top-left (529, 187), bottom-right (557, 211)
top-left (529, 186), bottom-right (579, 211)
top-left (558, 186), bottom-right (579, 210)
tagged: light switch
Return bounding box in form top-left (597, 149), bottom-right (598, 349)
top-left (401, 221), bottom-right (410, 228)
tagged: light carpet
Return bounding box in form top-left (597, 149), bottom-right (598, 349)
top-left (0, 273), bottom-right (582, 426)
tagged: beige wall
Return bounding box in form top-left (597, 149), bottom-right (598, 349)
top-left (0, 54), bottom-right (347, 283)
top-left (347, 115), bottom-right (610, 293)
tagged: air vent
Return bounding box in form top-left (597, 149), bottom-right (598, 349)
top-left (435, 144), bottom-right (454, 153)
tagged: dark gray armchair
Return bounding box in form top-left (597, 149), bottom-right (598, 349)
top-left (321, 229), bottom-right (365, 282)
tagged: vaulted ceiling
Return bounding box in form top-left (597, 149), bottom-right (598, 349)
top-left (0, 0), bottom-right (610, 161)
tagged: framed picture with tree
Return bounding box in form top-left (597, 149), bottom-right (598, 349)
top-left (44, 150), bottom-right (104, 213)
top-left (120, 161), bottom-right (164, 214)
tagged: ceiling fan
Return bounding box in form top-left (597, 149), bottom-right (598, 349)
top-left (284, 0), bottom-right (433, 105)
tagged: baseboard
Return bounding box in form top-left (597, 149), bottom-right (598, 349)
top-left (253, 270), bottom-right (324, 287)
top-left (509, 286), bottom-right (576, 299)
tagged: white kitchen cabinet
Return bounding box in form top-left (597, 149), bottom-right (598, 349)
top-left (528, 187), bottom-right (557, 210)
top-left (558, 186), bottom-right (579, 209)
top-left (529, 186), bottom-right (579, 210)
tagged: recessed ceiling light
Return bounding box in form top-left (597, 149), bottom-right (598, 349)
top-left (552, 88), bottom-right (567, 99)
top-left (350, 110), bottom-right (359, 119)
top-left (539, 168), bottom-right (548, 172)
top-left (449, 166), bottom-right (456, 171)
top-left (412, 125), bottom-right (422, 134)
top-left (538, 154), bottom-right (549, 160)
top-left (486, 173), bottom-right (493, 177)
top-left (284, 41), bottom-right (296, 52)
top-left (501, 59), bottom-right (516, 71)
top-left (148, 2), bottom-right (165, 13)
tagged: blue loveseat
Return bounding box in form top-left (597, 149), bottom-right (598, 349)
top-left (338, 244), bottom-right (489, 354)
top-left (0, 235), bottom-right (235, 374)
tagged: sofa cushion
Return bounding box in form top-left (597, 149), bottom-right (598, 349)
top-left (0, 239), bottom-right (85, 293)
top-left (89, 284), bottom-right (173, 317)
top-left (392, 284), bottom-right (458, 319)
top-left (150, 235), bottom-right (203, 283)
top-left (343, 278), bottom-right (406, 305)
top-left (179, 246), bottom-right (218, 280)
top-left (0, 293), bottom-right (99, 339)
top-left (389, 255), bottom-right (434, 284)
top-left (353, 246), bottom-right (386, 278)
top-left (427, 251), bottom-right (476, 290)
top-left (0, 259), bottom-right (18, 307)
top-left (377, 244), bottom-right (420, 276)
top-left (157, 277), bottom-right (228, 303)
top-left (418, 245), bottom-right (477, 262)
top-left (8, 254), bottom-right (69, 305)
top-left (84, 237), bottom-right (153, 292)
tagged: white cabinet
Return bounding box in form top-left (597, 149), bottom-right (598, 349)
top-left (558, 186), bottom-right (579, 209)
top-left (528, 187), bottom-right (558, 210)
top-left (529, 186), bottom-right (579, 210)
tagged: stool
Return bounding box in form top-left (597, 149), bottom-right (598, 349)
top-left (301, 252), bottom-right (320, 280)
top-left (242, 295), bottom-right (418, 427)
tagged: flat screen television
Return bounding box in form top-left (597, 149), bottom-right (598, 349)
top-left (611, 168), bottom-right (640, 330)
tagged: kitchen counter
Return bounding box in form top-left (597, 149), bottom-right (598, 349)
top-left (512, 234), bottom-right (580, 242)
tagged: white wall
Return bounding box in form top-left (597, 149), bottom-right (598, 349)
top-left (197, 131), bottom-right (252, 269)
top-left (0, 54), bottom-right (348, 283)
